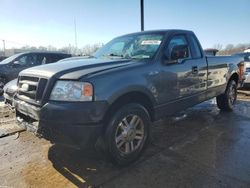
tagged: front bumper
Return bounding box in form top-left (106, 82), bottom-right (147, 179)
top-left (14, 98), bottom-right (109, 148)
top-left (3, 91), bottom-right (15, 107)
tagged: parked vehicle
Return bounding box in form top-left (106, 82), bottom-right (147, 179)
top-left (0, 56), bottom-right (7, 61)
top-left (3, 56), bottom-right (89, 107)
top-left (3, 78), bottom-right (17, 107)
top-left (234, 52), bottom-right (250, 88)
top-left (14, 30), bottom-right (244, 165)
top-left (204, 48), bottom-right (219, 56)
top-left (0, 51), bottom-right (72, 95)
top-left (244, 48), bottom-right (250, 53)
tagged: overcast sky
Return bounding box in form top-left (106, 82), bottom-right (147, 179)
top-left (0, 0), bottom-right (249, 49)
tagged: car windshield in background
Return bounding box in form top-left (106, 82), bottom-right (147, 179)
top-left (245, 54), bottom-right (250, 61)
top-left (234, 53), bottom-right (250, 62)
top-left (0, 53), bottom-right (20, 64)
top-left (94, 34), bottom-right (164, 60)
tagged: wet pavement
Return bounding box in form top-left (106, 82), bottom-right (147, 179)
top-left (0, 93), bottom-right (250, 187)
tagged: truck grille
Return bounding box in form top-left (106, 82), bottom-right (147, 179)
top-left (17, 76), bottom-right (48, 104)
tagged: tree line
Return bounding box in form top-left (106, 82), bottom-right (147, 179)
top-left (2, 42), bottom-right (250, 57)
top-left (213, 43), bottom-right (250, 55)
top-left (6, 43), bottom-right (104, 56)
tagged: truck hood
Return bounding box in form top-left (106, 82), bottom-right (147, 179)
top-left (19, 58), bottom-right (136, 79)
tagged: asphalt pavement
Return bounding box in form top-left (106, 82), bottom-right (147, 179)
top-left (0, 93), bottom-right (250, 187)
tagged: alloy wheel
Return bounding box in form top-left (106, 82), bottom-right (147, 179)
top-left (115, 114), bottom-right (144, 154)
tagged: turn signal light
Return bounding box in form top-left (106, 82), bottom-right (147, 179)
top-left (83, 83), bottom-right (93, 97)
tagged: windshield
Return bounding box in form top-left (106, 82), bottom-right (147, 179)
top-left (94, 33), bottom-right (164, 60)
top-left (0, 53), bottom-right (20, 65)
top-left (234, 53), bottom-right (250, 62)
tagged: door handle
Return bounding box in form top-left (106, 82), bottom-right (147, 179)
top-left (192, 66), bottom-right (198, 74)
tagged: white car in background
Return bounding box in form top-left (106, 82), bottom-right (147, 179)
top-left (234, 52), bottom-right (250, 88)
top-left (244, 48), bottom-right (250, 53)
top-left (244, 64), bottom-right (250, 88)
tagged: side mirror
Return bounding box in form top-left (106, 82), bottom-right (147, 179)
top-left (164, 44), bottom-right (189, 64)
top-left (12, 61), bottom-right (21, 68)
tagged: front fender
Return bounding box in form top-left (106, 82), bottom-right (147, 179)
top-left (227, 63), bottom-right (240, 82)
top-left (106, 85), bottom-right (157, 106)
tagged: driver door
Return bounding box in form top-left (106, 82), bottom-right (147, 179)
top-left (157, 34), bottom-right (207, 114)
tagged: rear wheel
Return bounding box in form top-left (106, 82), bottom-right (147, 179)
top-left (216, 80), bottom-right (237, 111)
top-left (104, 103), bottom-right (150, 166)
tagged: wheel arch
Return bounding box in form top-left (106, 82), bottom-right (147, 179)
top-left (228, 72), bottom-right (239, 85)
top-left (103, 91), bottom-right (155, 131)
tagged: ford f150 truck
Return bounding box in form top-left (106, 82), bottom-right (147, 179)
top-left (14, 30), bottom-right (244, 166)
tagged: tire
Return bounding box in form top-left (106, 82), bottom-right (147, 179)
top-left (104, 103), bottom-right (150, 166)
top-left (216, 80), bottom-right (237, 111)
top-left (0, 80), bottom-right (5, 96)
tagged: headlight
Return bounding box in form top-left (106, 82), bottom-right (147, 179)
top-left (50, 81), bottom-right (93, 101)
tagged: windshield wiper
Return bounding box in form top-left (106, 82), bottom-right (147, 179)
top-left (87, 55), bottom-right (96, 58)
top-left (101, 53), bottom-right (140, 60)
top-left (104, 53), bottom-right (124, 58)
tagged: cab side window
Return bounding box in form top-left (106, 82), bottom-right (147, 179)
top-left (45, 54), bottom-right (62, 64)
top-left (189, 35), bottom-right (202, 58)
top-left (37, 54), bottom-right (47, 65)
top-left (167, 35), bottom-right (190, 61)
top-left (44, 54), bottom-right (54, 64)
top-left (17, 55), bottom-right (29, 66)
top-left (16, 54), bottom-right (39, 66)
top-left (28, 54), bottom-right (39, 65)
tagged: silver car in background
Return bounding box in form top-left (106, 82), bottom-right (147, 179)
top-left (3, 79), bottom-right (18, 107)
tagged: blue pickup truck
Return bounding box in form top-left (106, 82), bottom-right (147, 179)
top-left (14, 30), bottom-right (243, 165)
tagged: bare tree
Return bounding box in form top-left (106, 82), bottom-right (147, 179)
top-left (213, 43), bottom-right (223, 51)
top-left (217, 43), bottom-right (250, 55)
top-left (81, 43), bottom-right (103, 56)
top-left (3, 42), bottom-right (104, 56)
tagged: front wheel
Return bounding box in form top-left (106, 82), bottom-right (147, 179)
top-left (104, 103), bottom-right (150, 166)
top-left (216, 80), bottom-right (237, 111)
